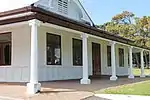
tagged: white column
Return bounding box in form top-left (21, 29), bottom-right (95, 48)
top-left (149, 51), bottom-right (150, 68)
top-left (80, 33), bottom-right (91, 84)
top-left (27, 19), bottom-right (41, 94)
top-left (110, 41), bottom-right (118, 81)
top-left (140, 49), bottom-right (145, 77)
top-left (128, 46), bottom-right (134, 79)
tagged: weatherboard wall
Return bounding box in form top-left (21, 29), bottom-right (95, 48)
top-left (0, 23), bottom-right (129, 82)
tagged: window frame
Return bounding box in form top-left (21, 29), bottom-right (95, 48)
top-left (0, 32), bottom-right (12, 66)
top-left (119, 48), bottom-right (124, 67)
top-left (72, 38), bottom-right (83, 66)
top-left (107, 45), bottom-right (111, 67)
top-left (46, 33), bottom-right (62, 65)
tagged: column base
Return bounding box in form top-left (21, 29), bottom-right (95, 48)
top-left (80, 79), bottom-right (91, 84)
top-left (140, 74), bottom-right (145, 78)
top-left (110, 76), bottom-right (118, 81)
top-left (27, 83), bottom-right (41, 94)
top-left (128, 75), bottom-right (135, 79)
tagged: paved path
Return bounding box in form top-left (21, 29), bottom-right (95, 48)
top-left (95, 94), bottom-right (150, 100)
top-left (0, 78), bottom-right (149, 100)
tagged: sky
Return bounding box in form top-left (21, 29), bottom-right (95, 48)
top-left (1, 0), bottom-right (150, 25)
top-left (81, 0), bottom-right (150, 24)
top-left (0, 0), bottom-right (37, 12)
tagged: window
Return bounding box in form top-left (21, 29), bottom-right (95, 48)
top-left (47, 33), bottom-right (61, 65)
top-left (58, 0), bottom-right (68, 14)
top-left (107, 46), bottom-right (111, 67)
top-left (119, 48), bottom-right (124, 67)
top-left (0, 33), bottom-right (11, 66)
top-left (73, 39), bottom-right (82, 66)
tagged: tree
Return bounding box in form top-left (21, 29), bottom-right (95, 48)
top-left (97, 12), bottom-right (150, 68)
top-left (112, 11), bottom-right (135, 24)
top-left (134, 16), bottom-right (150, 46)
top-left (98, 11), bottom-right (136, 39)
top-left (97, 11), bottom-right (150, 47)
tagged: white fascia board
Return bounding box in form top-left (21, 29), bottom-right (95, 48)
top-left (0, 12), bottom-right (34, 20)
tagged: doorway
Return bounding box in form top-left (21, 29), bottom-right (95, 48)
top-left (92, 42), bottom-right (101, 76)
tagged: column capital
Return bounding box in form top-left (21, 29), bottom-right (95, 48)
top-left (128, 46), bottom-right (133, 49)
top-left (109, 41), bottom-right (116, 45)
top-left (29, 19), bottom-right (41, 26)
top-left (140, 49), bottom-right (144, 52)
top-left (81, 33), bottom-right (89, 38)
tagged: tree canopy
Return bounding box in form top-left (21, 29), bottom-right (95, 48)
top-left (97, 11), bottom-right (150, 47)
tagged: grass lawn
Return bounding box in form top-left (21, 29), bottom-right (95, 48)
top-left (96, 80), bottom-right (150, 96)
top-left (133, 68), bottom-right (150, 76)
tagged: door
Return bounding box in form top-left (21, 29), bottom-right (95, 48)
top-left (92, 42), bottom-right (101, 75)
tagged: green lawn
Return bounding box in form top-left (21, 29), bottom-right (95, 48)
top-left (96, 80), bottom-right (150, 96)
top-left (133, 68), bottom-right (150, 76)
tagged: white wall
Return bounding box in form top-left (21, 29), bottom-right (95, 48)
top-left (38, 25), bottom-right (130, 81)
top-left (101, 41), bottom-right (129, 76)
top-left (0, 23), bottom-right (130, 82)
top-left (38, 26), bottom-right (83, 81)
top-left (0, 25), bottom-right (31, 82)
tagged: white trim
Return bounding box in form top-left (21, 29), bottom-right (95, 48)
top-left (80, 33), bottom-right (91, 84)
top-left (0, 12), bottom-right (34, 20)
top-left (0, 22), bottom-right (27, 30)
top-left (27, 19), bottom-right (41, 94)
top-left (128, 46), bottom-right (134, 79)
top-left (110, 41), bottom-right (118, 81)
top-left (140, 49), bottom-right (145, 77)
top-left (70, 37), bottom-right (73, 66)
top-left (46, 32), bottom-right (62, 66)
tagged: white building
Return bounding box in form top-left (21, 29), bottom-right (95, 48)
top-left (0, 0), bottom-right (149, 94)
